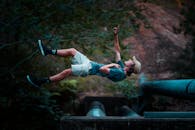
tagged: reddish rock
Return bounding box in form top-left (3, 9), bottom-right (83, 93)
top-left (123, 2), bottom-right (190, 79)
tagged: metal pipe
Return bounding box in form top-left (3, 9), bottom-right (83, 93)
top-left (86, 101), bottom-right (106, 117)
top-left (119, 105), bottom-right (141, 118)
top-left (139, 74), bottom-right (195, 99)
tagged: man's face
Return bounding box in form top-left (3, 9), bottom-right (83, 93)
top-left (125, 59), bottom-right (135, 68)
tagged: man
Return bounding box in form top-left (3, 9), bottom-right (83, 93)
top-left (27, 27), bottom-right (141, 87)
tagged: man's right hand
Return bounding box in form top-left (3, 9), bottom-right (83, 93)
top-left (113, 26), bottom-right (119, 35)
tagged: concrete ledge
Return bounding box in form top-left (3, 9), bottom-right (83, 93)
top-left (144, 112), bottom-right (195, 118)
top-left (60, 116), bottom-right (195, 130)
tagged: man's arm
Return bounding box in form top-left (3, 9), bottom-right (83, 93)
top-left (113, 27), bottom-right (121, 62)
top-left (99, 63), bottom-right (120, 74)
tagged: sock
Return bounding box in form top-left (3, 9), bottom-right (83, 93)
top-left (46, 49), bottom-right (57, 55)
top-left (38, 77), bottom-right (51, 85)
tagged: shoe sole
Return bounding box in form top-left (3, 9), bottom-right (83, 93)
top-left (26, 75), bottom-right (40, 88)
top-left (38, 40), bottom-right (46, 56)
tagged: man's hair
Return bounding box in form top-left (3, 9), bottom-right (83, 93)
top-left (132, 56), bottom-right (141, 74)
top-left (126, 56), bottom-right (141, 76)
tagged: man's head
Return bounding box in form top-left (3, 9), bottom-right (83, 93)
top-left (132, 56), bottom-right (141, 74)
top-left (124, 56), bottom-right (141, 76)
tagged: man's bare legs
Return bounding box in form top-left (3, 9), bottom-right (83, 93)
top-left (26, 47), bottom-right (78, 87)
top-left (56, 48), bottom-right (77, 57)
top-left (48, 48), bottom-right (77, 82)
top-left (49, 68), bottom-right (72, 82)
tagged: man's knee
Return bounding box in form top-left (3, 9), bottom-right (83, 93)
top-left (69, 48), bottom-right (77, 56)
top-left (61, 69), bottom-right (72, 77)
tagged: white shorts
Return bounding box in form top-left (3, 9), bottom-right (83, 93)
top-left (71, 51), bottom-right (91, 77)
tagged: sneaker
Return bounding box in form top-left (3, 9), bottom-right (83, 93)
top-left (26, 75), bottom-right (41, 88)
top-left (38, 40), bottom-right (47, 56)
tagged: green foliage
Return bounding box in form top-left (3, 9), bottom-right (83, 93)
top-left (117, 80), bottom-right (138, 98)
top-left (0, 82), bottom-right (61, 129)
top-left (59, 79), bottom-right (78, 93)
top-left (106, 79), bottom-right (138, 99)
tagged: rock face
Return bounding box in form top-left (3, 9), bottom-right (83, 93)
top-left (123, 2), bottom-right (190, 79)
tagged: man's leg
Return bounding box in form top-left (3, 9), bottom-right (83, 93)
top-left (49, 68), bottom-right (72, 82)
top-left (56, 48), bottom-right (77, 57)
